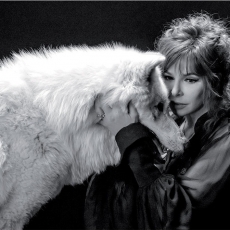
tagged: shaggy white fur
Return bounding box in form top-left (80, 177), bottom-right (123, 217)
top-left (0, 44), bottom-right (184, 229)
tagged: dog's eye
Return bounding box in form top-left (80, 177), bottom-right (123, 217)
top-left (146, 69), bottom-right (154, 83)
top-left (155, 102), bottom-right (164, 112)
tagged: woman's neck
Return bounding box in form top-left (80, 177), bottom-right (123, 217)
top-left (183, 106), bottom-right (208, 139)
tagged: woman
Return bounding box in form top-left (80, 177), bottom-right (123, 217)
top-left (84, 13), bottom-right (230, 229)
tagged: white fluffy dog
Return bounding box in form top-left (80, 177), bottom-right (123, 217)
top-left (0, 44), bottom-right (184, 229)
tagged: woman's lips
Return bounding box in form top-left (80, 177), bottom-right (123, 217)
top-left (170, 102), bottom-right (187, 110)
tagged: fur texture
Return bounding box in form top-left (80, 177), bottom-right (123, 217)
top-left (0, 44), bottom-right (184, 229)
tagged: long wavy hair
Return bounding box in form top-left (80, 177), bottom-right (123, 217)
top-left (155, 13), bottom-right (230, 132)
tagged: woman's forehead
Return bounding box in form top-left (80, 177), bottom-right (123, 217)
top-left (166, 56), bottom-right (199, 75)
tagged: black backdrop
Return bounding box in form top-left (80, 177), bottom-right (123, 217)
top-left (1, 1), bottom-right (230, 229)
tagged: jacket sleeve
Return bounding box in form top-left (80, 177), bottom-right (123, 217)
top-left (178, 132), bottom-right (230, 208)
top-left (115, 123), bottom-right (192, 229)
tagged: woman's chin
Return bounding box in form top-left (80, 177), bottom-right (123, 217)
top-left (173, 110), bottom-right (187, 117)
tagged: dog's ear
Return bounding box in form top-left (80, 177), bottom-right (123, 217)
top-left (145, 52), bottom-right (165, 69)
top-left (142, 52), bottom-right (165, 84)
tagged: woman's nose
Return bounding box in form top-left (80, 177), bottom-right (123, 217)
top-left (170, 82), bottom-right (183, 97)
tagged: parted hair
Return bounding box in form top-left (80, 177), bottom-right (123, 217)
top-left (155, 12), bottom-right (230, 132)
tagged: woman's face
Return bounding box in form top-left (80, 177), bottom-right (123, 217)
top-left (163, 59), bottom-right (206, 118)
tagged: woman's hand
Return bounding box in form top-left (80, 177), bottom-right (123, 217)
top-left (96, 102), bottom-right (139, 136)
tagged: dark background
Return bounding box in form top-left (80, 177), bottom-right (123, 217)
top-left (1, 1), bottom-right (230, 229)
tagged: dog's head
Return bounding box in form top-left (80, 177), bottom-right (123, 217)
top-left (40, 44), bottom-right (185, 181)
top-left (92, 44), bottom-right (185, 154)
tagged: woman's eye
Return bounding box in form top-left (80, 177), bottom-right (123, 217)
top-left (185, 78), bottom-right (199, 83)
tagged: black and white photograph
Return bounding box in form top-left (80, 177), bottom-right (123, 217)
top-left (1, 1), bottom-right (230, 229)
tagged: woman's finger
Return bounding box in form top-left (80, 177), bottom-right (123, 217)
top-left (94, 96), bottom-right (105, 123)
top-left (128, 102), bottom-right (139, 122)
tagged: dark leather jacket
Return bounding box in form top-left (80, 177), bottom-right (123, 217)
top-left (84, 113), bottom-right (230, 229)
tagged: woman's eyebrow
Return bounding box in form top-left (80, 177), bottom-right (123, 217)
top-left (184, 72), bottom-right (199, 77)
top-left (164, 71), bottom-right (200, 77)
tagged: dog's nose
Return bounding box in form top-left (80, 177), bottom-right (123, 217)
top-left (178, 131), bottom-right (188, 144)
